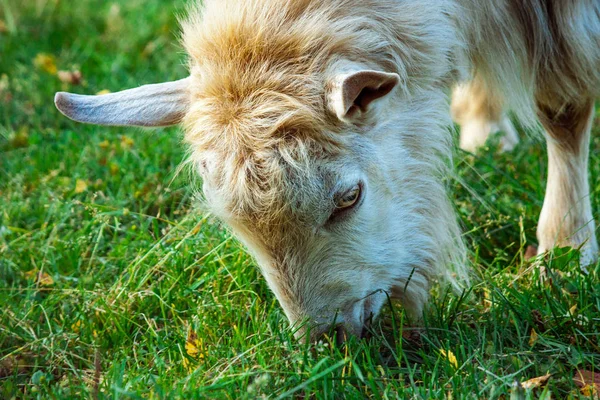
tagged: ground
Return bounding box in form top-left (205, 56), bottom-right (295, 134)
top-left (1, 1), bottom-right (599, 398)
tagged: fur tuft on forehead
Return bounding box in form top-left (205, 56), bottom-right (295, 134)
top-left (180, 0), bottom-right (460, 229)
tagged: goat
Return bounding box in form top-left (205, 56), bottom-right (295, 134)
top-left (54, 0), bottom-right (600, 341)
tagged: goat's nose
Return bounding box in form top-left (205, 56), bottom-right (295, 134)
top-left (301, 297), bottom-right (379, 343)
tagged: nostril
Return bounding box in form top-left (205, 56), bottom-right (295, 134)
top-left (313, 323), bottom-right (349, 345)
top-left (333, 324), bottom-right (348, 346)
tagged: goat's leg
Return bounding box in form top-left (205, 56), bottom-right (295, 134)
top-left (451, 77), bottom-right (519, 153)
top-left (537, 100), bottom-right (598, 267)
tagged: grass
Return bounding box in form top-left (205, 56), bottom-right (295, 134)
top-left (1, 1), bottom-right (599, 398)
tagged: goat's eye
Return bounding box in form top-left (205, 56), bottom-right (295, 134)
top-left (335, 184), bottom-right (361, 210)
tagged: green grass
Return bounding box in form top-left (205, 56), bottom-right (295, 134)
top-left (1, 1), bottom-right (599, 398)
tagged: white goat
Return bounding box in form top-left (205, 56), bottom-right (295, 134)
top-left (55, 0), bottom-right (600, 341)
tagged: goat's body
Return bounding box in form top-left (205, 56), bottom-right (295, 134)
top-left (453, 0), bottom-right (600, 265)
top-left (456, 0), bottom-right (600, 122)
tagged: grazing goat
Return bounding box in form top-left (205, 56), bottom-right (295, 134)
top-left (54, 0), bottom-right (600, 341)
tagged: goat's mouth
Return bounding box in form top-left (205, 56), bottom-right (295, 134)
top-left (360, 297), bottom-right (375, 338)
top-left (357, 289), bottom-right (389, 338)
top-left (295, 290), bottom-right (390, 343)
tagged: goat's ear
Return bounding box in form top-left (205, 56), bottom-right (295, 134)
top-left (54, 77), bottom-right (191, 127)
top-left (329, 70), bottom-right (399, 122)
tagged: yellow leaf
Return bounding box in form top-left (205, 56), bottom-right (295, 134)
top-left (75, 179), bottom-right (88, 194)
top-left (574, 370), bottom-right (600, 396)
top-left (38, 272), bottom-right (54, 286)
top-left (96, 89), bottom-right (111, 96)
top-left (182, 357), bottom-right (191, 372)
top-left (529, 328), bottom-right (538, 347)
top-left (99, 140), bottom-right (110, 149)
top-left (185, 340), bottom-right (198, 357)
top-left (185, 327), bottom-right (204, 359)
top-left (569, 304), bottom-right (577, 316)
top-left (440, 349), bottom-right (458, 369)
top-left (34, 53), bottom-right (57, 75)
top-left (71, 320), bottom-right (82, 333)
top-left (120, 135), bottom-right (134, 150)
top-left (24, 270), bottom-right (37, 280)
top-left (25, 269), bottom-right (54, 286)
top-left (581, 385), bottom-right (597, 397)
top-left (190, 224), bottom-right (201, 236)
top-left (521, 374), bottom-right (551, 390)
